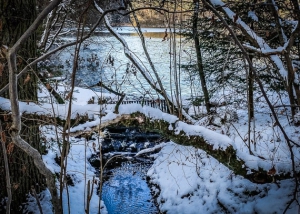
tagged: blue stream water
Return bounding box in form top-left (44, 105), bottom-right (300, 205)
top-left (101, 162), bottom-right (158, 214)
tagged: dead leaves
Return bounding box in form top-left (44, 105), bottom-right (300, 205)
top-left (21, 164), bottom-right (27, 173)
top-left (1, 131), bottom-right (6, 143)
top-left (23, 73), bottom-right (31, 85)
top-left (0, 45), bottom-right (7, 77)
top-left (162, 29), bottom-right (168, 41)
top-left (0, 62), bottom-right (4, 77)
top-left (135, 116), bottom-right (144, 124)
top-left (65, 91), bottom-right (72, 100)
top-left (233, 14), bottom-right (238, 23)
top-left (211, 15), bottom-right (215, 23)
top-left (45, 83), bottom-right (52, 90)
top-left (13, 183), bottom-right (20, 190)
top-left (0, 45), bottom-right (8, 58)
top-left (267, 166), bottom-right (276, 176)
top-left (7, 142), bottom-right (14, 155)
top-left (17, 57), bottom-right (23, 66)
top-left (3, 114), bottom-right (9, 122)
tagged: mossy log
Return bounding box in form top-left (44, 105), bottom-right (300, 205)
top-left (92, 112), bottom-right (293, 183)
top-left (97, 113), bottom-right (248, 176)
top-left (0, 109), bottom-right (294, 184)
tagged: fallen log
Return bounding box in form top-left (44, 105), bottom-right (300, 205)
top-left (1, 106), bottom-right (295, 183)
top-left (70, 112), bottom-right (295, 184)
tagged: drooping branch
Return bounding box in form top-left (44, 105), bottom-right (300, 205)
top-left (203, 0), bottom-right (299, 147)
top-left (128, 2), bottom-right (173, 114)
top-left (1, 97), bottom-right (297, 184)
top-left (203, 1), bottom-right (299, 210)
top-left (93, 1), bottom-right (196, 123)
top-left (0, 6), bottom-right (131, 96)
top-left (207, 0), bottom-right (291, 81)
top-left (94, 81), bottom-right (125, 114)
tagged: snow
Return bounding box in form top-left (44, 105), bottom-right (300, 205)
top-left (39, 125), bottom-right (108, 214)
top-left (209, 0), bottom-right (290, 82)
top-left (98, 26), bottom-right (170, 34)
top-left (135, 143), bottom-right (167, 157)
top-left (24, 189), bottom-right (54, 214)
top-left (248, 11), bottom-right (258, 22)
top-left (2, 2), bottom-right (300, 211)
top-left (2, 74), bottom-right (299, 213)
top-left (6, 82), bottom-right (295, 213)
top-left (4, 79), bottom-right (296, 213)
top-left (4, 82), bottom-right (298, 173)
top-left (147, 142), bottom-right (298, 214)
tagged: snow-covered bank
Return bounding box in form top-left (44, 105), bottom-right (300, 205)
top-left (39, 125), bottom-right (107, 214)
top-left (1, 85), bottom-right (299, 174)
top-left (2, 84), bottom-right (299, 213)
top-left (148, 142), bottom-right (298, 213)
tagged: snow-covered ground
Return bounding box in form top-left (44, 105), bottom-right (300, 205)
top-left (46, 126), bottom-right (108, 214)
top-left (148, 142), bottom-right (297, 213)
top-left (1, 84), bottom-right (299, 213)
top-left (24, 124), bottom-right (108, 214)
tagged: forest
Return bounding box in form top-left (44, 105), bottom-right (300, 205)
top-left (0, 0), bottom-right (300, 213)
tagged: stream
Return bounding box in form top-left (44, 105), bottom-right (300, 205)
top-left (89, 127), bottom-right (162, 214)
top-left (101, 162), bottom-right (157, 214)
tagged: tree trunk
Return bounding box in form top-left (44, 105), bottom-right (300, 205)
top-left (0, 113), bottom-right (45, 213)
top-left (0, 1), bottom-right (44, 212)
top-left (192, 0), bottom-right (211, 113)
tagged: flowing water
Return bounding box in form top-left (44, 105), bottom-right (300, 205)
top-left (101, 162), bottom-right (158, 214)
top-left (88, 127), bottom-right (161, 214)
top-left (46, 28), bottom-right (195, 212)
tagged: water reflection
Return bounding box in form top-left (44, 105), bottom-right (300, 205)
top-left (101, 162), bottom-right (158, 214)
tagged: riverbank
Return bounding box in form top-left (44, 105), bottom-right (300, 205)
top-left (8, 81), bottom-right (297, 214)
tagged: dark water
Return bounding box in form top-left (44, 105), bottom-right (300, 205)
top-left (97, 127), bottom-right (161, 214)
top-left (101, 162), bottom-right (158, 214)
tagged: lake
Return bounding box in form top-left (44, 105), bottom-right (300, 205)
top-left (48, 27), bottom-right (198, 100)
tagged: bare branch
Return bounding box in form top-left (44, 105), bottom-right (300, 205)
top-left (10, 0), bottom-right (63, 54)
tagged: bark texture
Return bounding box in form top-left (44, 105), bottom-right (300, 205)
top-left (0, 1), bottom-right (43, 212)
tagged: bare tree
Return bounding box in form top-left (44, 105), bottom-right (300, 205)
top-left (1, 1), bottom-right (63, 213)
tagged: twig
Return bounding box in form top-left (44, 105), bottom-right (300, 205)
top-left (0, 120), bottom-right (11, 214)
top-left (31, 186), bottom-right (43, 214)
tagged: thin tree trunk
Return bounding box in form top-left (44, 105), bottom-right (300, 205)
top-left (95, 2), bottom-right (195, 122)
top-left (128, 2), bottom-right (174, 115)
top-left (192, 0), bottom-right (211, 113)
top-left (39, 6), bottom-right (58, 50)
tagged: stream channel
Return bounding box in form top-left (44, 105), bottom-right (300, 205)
top-left (89, 126), bottom-right (163, 214)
